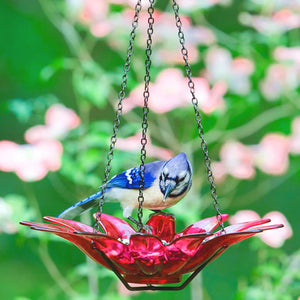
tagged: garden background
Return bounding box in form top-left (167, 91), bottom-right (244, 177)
top-left (0, 0), bottom-right (299, 299)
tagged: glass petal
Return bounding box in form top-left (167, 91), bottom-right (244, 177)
top-left (94, 213), bottom-right (136, 239)
top-left (175, 214), bottom-right (228, 238)
top-left (218, 218), bottom-right (271, 234)
top-left (43, 216), bottom-right (94, 233)
top-left (20, 221), bottom-right (71, 233)
top-left (163, 234), bottom-right (210, 274)
top-left (146, 213), bottom-right (176, 243)
top-left (182, 230), bottom-right (260, 273)
top-left (129, 234), bottom-right (165, 275)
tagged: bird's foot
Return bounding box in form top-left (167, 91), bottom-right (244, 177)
top-left (127, 216), bottom-right (153, 234)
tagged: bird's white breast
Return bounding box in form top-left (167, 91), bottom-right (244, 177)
top-left (105, 178), bottom-right (187, 218)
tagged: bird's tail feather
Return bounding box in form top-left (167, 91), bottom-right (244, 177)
top-left (57, 190), bottom-right (103, 219)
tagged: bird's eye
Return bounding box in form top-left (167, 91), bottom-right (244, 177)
top-left (178, 176), bottom-right (185, 182)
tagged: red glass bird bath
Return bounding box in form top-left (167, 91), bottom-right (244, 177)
top-left (20, 212), bottom-right (283, 290)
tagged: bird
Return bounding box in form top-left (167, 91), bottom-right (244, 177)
top-left (57, 152), bottom-right (193, 223)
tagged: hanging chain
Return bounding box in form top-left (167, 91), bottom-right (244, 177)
top-left (171, 0), bottom-right (225, 232)
top-left (94, 0), bottom-right (142, 230)
top-left (137, 0), bottom-right (155, 231)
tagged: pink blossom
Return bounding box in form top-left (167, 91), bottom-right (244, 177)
top-left (108, 0), bottom-right (149, 6)
top-left (211, 161), bottom-right (227, 183)
top-left (25, 125), bottom-right (52, 144)
top-left (177, 0), bottom-right (231, 10)
top-left (274, 46), bottom-right (300, 66)
top-left (205, 47), bottom-right (254, 95)
top-left (194, 78), bottom-right (226, 114)
top-left (229, 210), bottom-right (260, 224)
top-left (108, 10), bottom-right (215, 64)
top-left (110, 0), bottom-right (230, 9)
top-left (253, 133), bottom-right (290, 175)
top-left (239, 9), bottom-right (300, 35)
top-left (14, 141), bottom-right (63, 181)
top-left (123, 69), bottom-right (188, 113)
top-left (260, 63), bottom-right (299, 100)
top-left (116, 133), bottom-right (173, 161)
top-left (0, 197), bottom-right (17, 234)
top-left (229, 210), bottom-right (292, 247)
top-left (0, 140), bottom-right (63, 182)
top-left (248, 0), bottom-right (300, 11)
top-left (289, 117), bottom-right (300, 154)
top-left (123, 68), bottom-right (225, 114)
top-left (219, 141), bottom-right (256, 179)
top-left (260, 47), bottom-right (300, 100)
top-left (259, 211), bottom-right (293, 248)
top-left (25, 104), bottom-right (80, 143)
top-left (45, 104), bottom-right (81, 132)
top-left (80, 0), bottom-right (112, 37)
top-left (0, 141), bottom-right (19, 172)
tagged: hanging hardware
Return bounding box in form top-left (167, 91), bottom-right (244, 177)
top-left (94, 0), bottom-right (142, 231)
top-left (137, 0), bottom-right (155, 231)
top-left (96, 0), bottom-right (225, 231)
top-left (171, 0), bottom-right (225, 232)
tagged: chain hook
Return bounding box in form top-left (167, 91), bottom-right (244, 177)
top-left (94, 0), bottom-right (142, 232)
top-left (171, 0), bottom-right (225, 232)
top-left (137, 0), bottom-right (155, 231)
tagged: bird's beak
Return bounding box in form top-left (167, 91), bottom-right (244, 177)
top-left (163, 184), bottom-right (174, 202)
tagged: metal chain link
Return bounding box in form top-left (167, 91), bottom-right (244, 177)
top-left (171, 0), bottom-right (225, 232)
top-left (137, 0), bottom-right (155, 231)
top-left (94, 0), bottom-right (142, 231)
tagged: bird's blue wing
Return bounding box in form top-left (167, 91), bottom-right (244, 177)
top-left (107, 165), bottom-right (159, 189)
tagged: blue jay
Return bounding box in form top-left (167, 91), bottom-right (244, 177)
top-left (57, 152), bottom-right (192, 221)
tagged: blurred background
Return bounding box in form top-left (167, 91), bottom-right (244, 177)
top-left (0, 0), bottom-right (299, 299)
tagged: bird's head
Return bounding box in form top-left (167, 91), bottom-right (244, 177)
top-left (159, 152), bottom-right (193, 201)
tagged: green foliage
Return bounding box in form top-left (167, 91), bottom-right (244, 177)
top-left (0, 0), bottom-right (299, 299)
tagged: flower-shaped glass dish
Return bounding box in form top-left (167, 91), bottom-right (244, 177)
top-left (21, 212), bottom-right (283, 290)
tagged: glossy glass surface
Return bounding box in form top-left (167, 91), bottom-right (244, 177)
top-left (20, 212), bottom-right (283, 284)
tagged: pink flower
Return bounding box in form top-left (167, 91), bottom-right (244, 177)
top-left (289, 117), bottom-right (300, 154)
top-left (274, 46), bottom-right (300, 66)
top-left (211, 161), bottom-right (227, 183)
top-left (45, 104), bottom-right (81, 130)
top-left (230, 210), bottom-right (292, 248)
top-left (14, 141), bottom-right (63, 181)
top-left (109, 0), bottom-right (230, 9)
top-left (260, 47), bottom-right (300, 100)
top-left (177, 0), bottom-right (231, 10)
top-left (0, 140), bottom-right (63, 182)
top-left (194, 78), bottom-right (226, 114)
top-left (25, 104), bottom-right (80, 143)
top-left (1, 104), bottom-right (79, 181)
top-left (219, 141), bottom-right (255, 179)
top-left (148, 13), bottom-right (215, 64)
top-left (260, 63), bottom-right (299, 101)
top-left (123, 69), bottom-right (188, 113)
top-left (0, 197), bottom-right (16, 234)
top-left (253, 133), bottom-right (290, 175)
top-left (78, 0), bottom-right (112, 37)
top-left (0, 141), bottom-right (19, 172)
top-left (123, 69), bottom-right (225, 114)
top-left (204, 47), bottom-right (254, 95)
top-left (116, 133), bottom-right (173, 161)
top-left (229, 210), bottom-right (260, 224)
top-left (239, 9), bottom-right (300, 35)
top-left (108, 10), bottom-right (215, 65)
